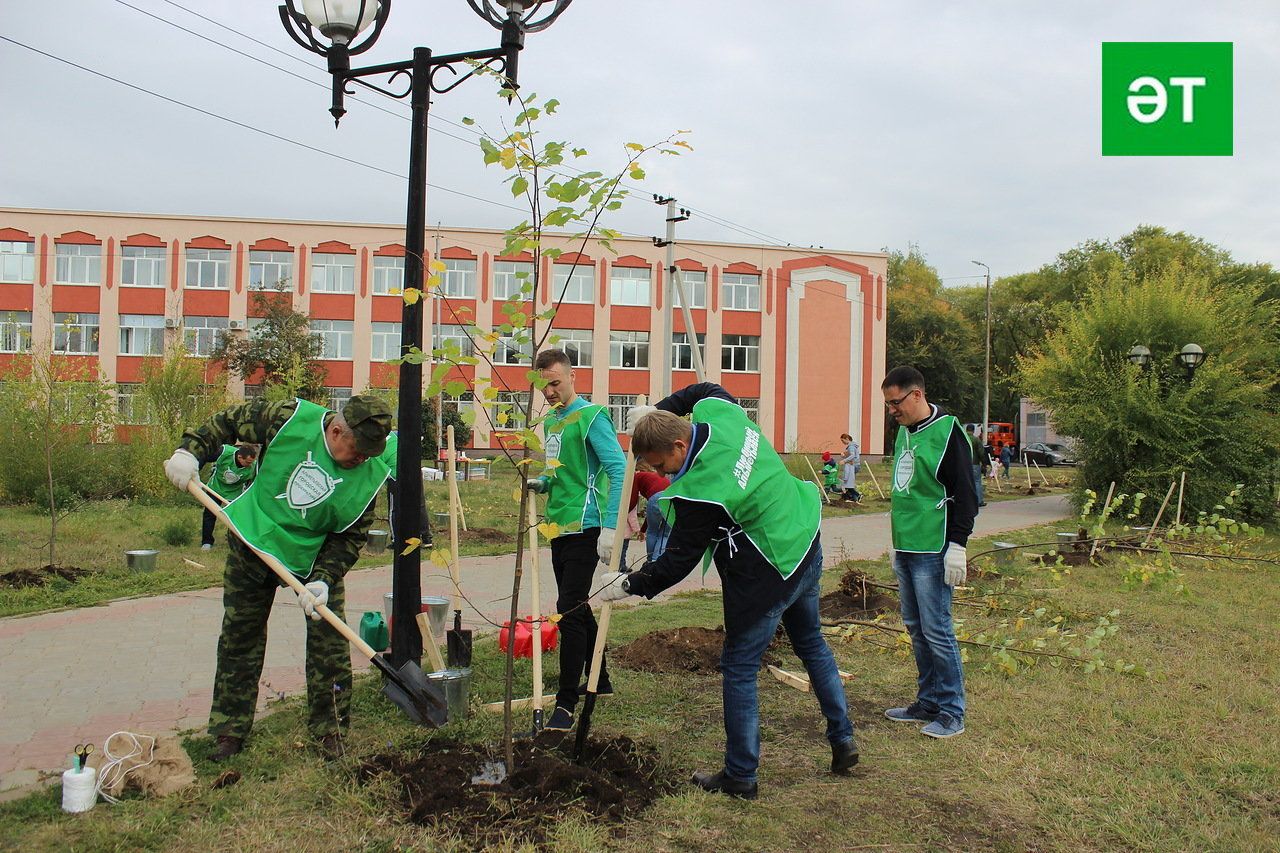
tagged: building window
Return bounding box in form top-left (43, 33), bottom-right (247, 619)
top-left (609, 266), bottom-right (651, 306)
top-left (185, 248), bottom-right (230, 289)
top-left (492, 389), bottom-right (529, 430)
top-left (673, 269), bottom-right (707, 309)
top-left (738, 396), bottom-right (760, 424)
top-left (607, 394), bottom-right (639, 432)
top-left (325, 387), bottom-right (353, 412)
top-left (55, 244), bottom-right (102, 285)
top-left (0, 241), bottom-right (36, 283)
top-left (119, 314), bottom-right (167, 356)
top-left (722, 272), bottom-right (761, 311)
top-left (1, 311), bottom-right (33, 353)
top-left (244, 384), bottom-right (264, 399)
top-left (183, 316), bottom-right (229, 357)
top-left (249, 250), bottom-right (293, 290)
top-left (121, 246), bottom-right (167, 287)
top-left (550, 328), bottom-right (593, 367)
top-left (672, 331), bottom-right (707, 371)
top-left (311, 252), bottom-right (356, 293)
top-left (53, 312), bottom-right (100, 354)
top-left (371, 321), bottom-right (401, 361)
top-left (496, 334), bottom-right (530, 366)
top-left (610, 330), bottom-right (649, 368)
top-left (372, 255), bottom-right (404, 295)
top-left (441, 391), bottom-right (473, 420)
top-left (551, 264), bottom-right (593, 304)
top-left (722, 334), bottom-right (760, 372)
top-left (311, 319), bottom-right (353, 360)
top-left (441, 259), bottom-right (477, 298)
top-left (433, 323), bottom-right (474, 358)
top-left (492, 260), bottom-right (534, 301)
top-left (116, 383), bottom-right (151, 425)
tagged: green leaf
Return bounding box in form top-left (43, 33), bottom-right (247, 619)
top-left (511, 176), bottom-right (529, 197)
top-left (461, 116), bottom-right (476, 126)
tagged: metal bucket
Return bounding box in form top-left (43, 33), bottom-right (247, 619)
top-left (1056, 531), bottom-right (1079, 547)
top-left (365, 529), bottom-right (390, 554)
top-left (383, 594), bottom-right (451, 642)
top-left (431, 512), bottom-right (450, 530)
top-left (125, 549), bottom-right (158, 572)
top-left (991, 541), bottom-right (1019, 567)
top-left (426, 667), bottom-right (472, 723)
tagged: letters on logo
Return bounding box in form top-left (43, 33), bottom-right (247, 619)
top-left (277, 451), bottom-right (343, 518)
top-left (894, 449), bottom-right (915, 494)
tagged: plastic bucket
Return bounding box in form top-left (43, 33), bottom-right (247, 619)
top-left (365, 529), bottom-right (390, 555)
top-left (991, 541), bottom-right (1019, 567)
top-left (125, 549), bottom-right (158, 572)
top-left (383, 593), bottom-right (450, 641)
top-left (426, 667), bottom-right (472, 723)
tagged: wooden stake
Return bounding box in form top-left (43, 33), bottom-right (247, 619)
top-left (767, 664), bottom-right (854, 693)
top-left (1089, 481), bottom-right (1116, 558)
top-left (446, 426), bottom-right (463, 619)
top-left (863, 459), bottom-right (886, 499)
top-left (1143, 480), bottom-right (1178, 548)
top-left (1174, 471), bottom-right (1186, 528)
top-left (803, 455), bottom-right (831, 504)
top-left (1031, 459), bottom-right (1050, 486)
top-left (526, 499), bottom-right (545, 727)
top-left (417, 612), bottom-right (446, 673)
top-left (1024, 454), bottom-right (1034, 489)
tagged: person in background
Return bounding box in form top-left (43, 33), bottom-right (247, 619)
top-left (821, 451), bottom-right (840, 495)
top-left (999, 444), bottom-right (1013, 479)
top-left (880, 366), bottom-right (976, 739)
top-left (201, 444), bottom-right (259, 550)
top-left (628, 458), bottom-right (671, 563)
top-left (838, 433), bottom-right (863, 503)
top-left (968, 428), bottom-right (987, 508)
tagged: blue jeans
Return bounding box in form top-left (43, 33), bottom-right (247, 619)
top-left (720, 542), bottom-right (853, 783)
top-left (644, 500), bottom-right (671, 561)
top-left (972, 465), bottom-right (985, 505)
top-left (893, 550), bottom-right (965, 721)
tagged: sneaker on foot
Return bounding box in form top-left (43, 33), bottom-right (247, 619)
top-left (831, 737), bottom-right (859, 775)
top-left (544, 705), bottom-right (574, 732)
top-left (921, 713), bottom-right (965, 739)
top-left (211, 735), bottom-right (243, 762)
top-left (201, 543), bottom-right (213, 551)
top-left (884, 702), bottom-right (938, 723)
top-left (691, 769), bottom-right (757, 800)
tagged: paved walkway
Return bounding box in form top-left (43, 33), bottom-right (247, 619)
top-left (0, 495), bottom-right (1071, 795)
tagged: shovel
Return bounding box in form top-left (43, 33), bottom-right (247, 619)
top-left (574, 395), bottom-right (644, 761)
top-left (188, 480), bottom-right (447, 728)
top-left (445, 425), bottom-right (473, 668)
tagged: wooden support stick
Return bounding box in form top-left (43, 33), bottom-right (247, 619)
top-left (1031, 459), bottom-right (1050, 486)
top-left (1143, 480), bottom-right (1178, 548)
top-left (1089, 481), bottom-right (1116, 558)
top-left (1174, 471), bottom-right (1186, 528)
top-left (446, 426), bottom-right (463, 618)
top-left (417, 612), bottom-right (446, 673)
top-left (527, 499), bottom-right (544, 725)
top-left (482, 696), bottom-right (556, 713)
top-left (1024, 454), bottom-right (1034, 489)
top-left (767, 665), bottom-right (854, 693)
top-left (803, 456), bottom-right (831, 504)
top-left (863, 460), bottom-right (886, 499)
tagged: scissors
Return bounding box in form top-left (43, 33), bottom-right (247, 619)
top-left (74, 743), bottom-right (94, 772)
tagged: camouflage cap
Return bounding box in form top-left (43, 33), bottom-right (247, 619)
top-left (343, 395), bottom-right (393, 457)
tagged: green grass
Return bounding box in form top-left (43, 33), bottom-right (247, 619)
top-left (3, 523), bottom-right (1276, 851)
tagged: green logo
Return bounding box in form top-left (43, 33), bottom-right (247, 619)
top-left (1102, 42), bottom-right (1233, 156)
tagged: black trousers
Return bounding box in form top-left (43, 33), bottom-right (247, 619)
top-left (551, 528), bottom-right (607, 709)
top-left (201, 508), bottom-right (218, 546)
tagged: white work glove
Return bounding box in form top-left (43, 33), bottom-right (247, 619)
top-left (298, 581), bottom-right (329, 621)
top-left (526, 477), bottom-right (547, 494)
top-left (596, 570), bottom-right (631, 602)
top-left (625, 404), bottom-right (658, 435)
top-left (943, 543), bottom-right (967, 587)
top-left (596, 527), bottom-right (616, 564)
top-left (164, 448), bottom-right (200, 491)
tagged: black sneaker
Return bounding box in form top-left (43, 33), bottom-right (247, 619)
top-left (210, 735), bottom-right (243, 762)
top-left (545, 705), bottom-right (574, 732)
top-left (831, 738), bottom-right (859, 774)
top-left (691, 769), bottom-right (757, 800)
top-left (576, 680), bottom-right (614, 697)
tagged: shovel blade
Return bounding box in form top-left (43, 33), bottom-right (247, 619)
top-left (447, 612), bottom-right (473, 668)
top-left (573, 692), bottom-right (597, 762)
top-left (373, 654), bottom-right (448, 728)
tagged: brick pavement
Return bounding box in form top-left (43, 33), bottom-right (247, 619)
top-left (0, 495), bottom-right (1071, 796)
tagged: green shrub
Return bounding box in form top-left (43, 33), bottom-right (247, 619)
top-left (158, 519), bottom-right (193, 547)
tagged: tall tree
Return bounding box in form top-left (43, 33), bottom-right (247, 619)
top-left (211, 286), bottom-right (326, 402)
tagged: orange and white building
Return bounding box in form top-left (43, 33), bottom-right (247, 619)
top-left (0, 208), bottom-right (888, 454)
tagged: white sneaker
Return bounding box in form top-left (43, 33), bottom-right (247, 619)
top-left (201, 544), bottom-right (213, 551)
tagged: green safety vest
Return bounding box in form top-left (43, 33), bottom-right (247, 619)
top-left (223, 399), bottom-right (391, 577)
top-left (890, 413), bottom-right (959, 553)
top-left (543, 402), bottom-right (610, 533)
top-left (205, 444), bottom-right (256, 501)
top-left (657, 397), bottom-right (821, 579)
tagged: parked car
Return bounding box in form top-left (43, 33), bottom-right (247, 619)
top-left (1022, 442), bottom-right (1076, 467)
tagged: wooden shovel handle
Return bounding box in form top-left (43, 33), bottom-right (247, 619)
top-left (447, 425), bottom-right (462, 613)
top-left (186, 479), bottom-right (379, 661)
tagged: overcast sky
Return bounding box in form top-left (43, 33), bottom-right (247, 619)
top-left (2, 1), bottom-right (1276, 284)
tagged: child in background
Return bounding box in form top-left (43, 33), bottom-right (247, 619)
top-left (821, 451), bottom-right (840, 495)
top-left (619, 458), bottom-right (672, 568)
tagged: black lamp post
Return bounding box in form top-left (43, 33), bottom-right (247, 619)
top-left (280, 0), bottom-right (570, 669)
top-left (1128, 342), bottom-right (1207, 383)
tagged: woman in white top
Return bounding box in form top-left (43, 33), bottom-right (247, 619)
top-left (838, 433), bottom-right (862, 503)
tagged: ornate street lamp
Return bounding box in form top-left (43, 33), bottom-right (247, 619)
top-left (1178, 343), bottom-right (1206, 379)
top-left (1127, 344), bottom-right (1152, 367)
top-left (280, 0), bottom-right (570, 669)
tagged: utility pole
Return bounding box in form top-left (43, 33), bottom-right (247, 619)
top-left (972, 260), bottom-right (992, 451)
top-left (652, 195), bottom-right (701, 395)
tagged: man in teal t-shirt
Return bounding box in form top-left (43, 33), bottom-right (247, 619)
top-left (526, 349), bottom-right (624, 731)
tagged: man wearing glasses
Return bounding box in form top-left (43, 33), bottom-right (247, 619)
top-left (880, 366), bottom-right (977, 739)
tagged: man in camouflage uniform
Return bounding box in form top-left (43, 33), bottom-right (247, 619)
top-left (164, 395), bottom-right (393, 761)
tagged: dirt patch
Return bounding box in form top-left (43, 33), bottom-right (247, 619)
top-left (613, 626), bottom-right (778, 674)
top-left (0, 565), bottom-right (90, 589)
top-left (819, 566), bottom-right (896, 620)
top-left (460, 527), bottom-right (514, 545)
top-left (358, 732), bottom-right (671, 848)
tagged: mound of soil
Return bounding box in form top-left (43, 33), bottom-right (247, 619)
top-left (612, 626), bottom-right (778, 674)
top-left (358, 733), bottom-right (670, 848)
top-left (0, 565), bottom-right (89, 589)
top-left (460, 527), bottom-right (513, 545)
top-left (819, 566), bottom-right (896, 620)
